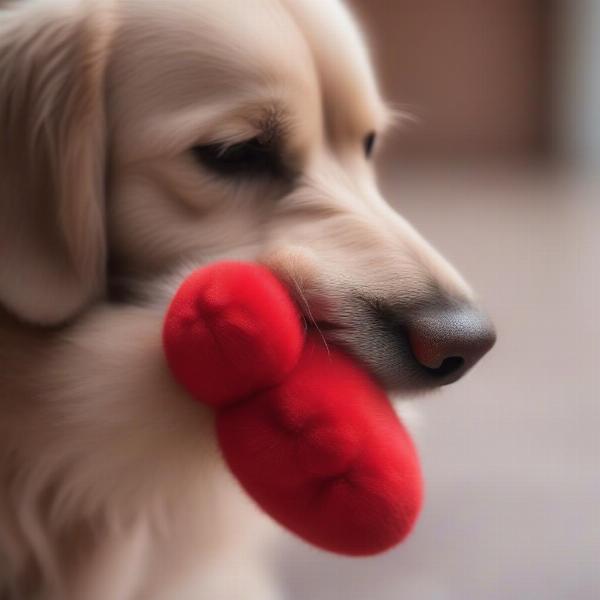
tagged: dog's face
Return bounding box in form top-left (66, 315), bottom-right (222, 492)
top-left (0, 0), bottom-right (494, 391)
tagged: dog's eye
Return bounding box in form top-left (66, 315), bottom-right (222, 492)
top-left (192, 138), bottom-right (285, 178)
top-left (363, 132), bottom-right (376, 159)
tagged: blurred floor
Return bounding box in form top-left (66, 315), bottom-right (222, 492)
top-left (274, 166), bottom-right (600, 600)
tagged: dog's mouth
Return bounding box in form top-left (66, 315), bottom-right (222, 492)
top-left (304, 307), bottom-right (483, 392)
top-left (294, 288), bottom-right (427, 391)
top-left (303, 315), bottom-right (446, 392)
top-left (306, 319), bottom-right (346, 333)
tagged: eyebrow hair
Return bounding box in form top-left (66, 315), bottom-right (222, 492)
top-left (256, 108), bottom-right (286, 143)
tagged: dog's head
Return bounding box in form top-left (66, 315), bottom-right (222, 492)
top-left (0, 0), bottom-right (494, 391)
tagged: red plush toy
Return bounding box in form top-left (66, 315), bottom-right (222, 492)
top-left (163, 262), bottom-right (423, 556)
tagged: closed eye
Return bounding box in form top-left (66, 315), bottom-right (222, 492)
top-left (364, 131), bottom-right (376, 159)
top-left (192, 137), bottom-right (287, 178)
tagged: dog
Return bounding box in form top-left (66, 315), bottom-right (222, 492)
top-left (0, 0), bottom-right (495, 598)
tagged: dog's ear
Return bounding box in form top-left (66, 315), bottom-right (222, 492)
top-left (0, 1), bottom-right (114, 325)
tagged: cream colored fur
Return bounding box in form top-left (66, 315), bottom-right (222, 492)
top-left (0, 1), bottom-right (476, 598)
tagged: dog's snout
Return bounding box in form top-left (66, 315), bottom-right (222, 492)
top-left (407, 307), bottom-right (496, 384)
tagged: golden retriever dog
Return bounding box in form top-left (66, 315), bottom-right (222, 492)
top-left (0, 0), bottom-right (496, 598)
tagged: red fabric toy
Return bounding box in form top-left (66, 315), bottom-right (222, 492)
top-left (163, 262), bottom-right (423, 555)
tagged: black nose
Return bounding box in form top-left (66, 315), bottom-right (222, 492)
top-left (407, 307), bottom-right (496, 384)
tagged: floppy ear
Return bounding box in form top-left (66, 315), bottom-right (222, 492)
top-left (0, 1), bottom-right (114, 325)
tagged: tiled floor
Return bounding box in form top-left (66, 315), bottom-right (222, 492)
top-left (276, 166), bottom-right (600, 600)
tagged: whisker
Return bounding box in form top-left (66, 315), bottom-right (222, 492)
top-left (288, 273), bottom-right (331, 358)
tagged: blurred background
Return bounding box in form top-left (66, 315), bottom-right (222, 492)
top-left (274, 2), bottom-right (600, 599)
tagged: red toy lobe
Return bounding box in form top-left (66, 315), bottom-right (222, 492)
top-left (217, 334), bottom-right (423, 556)
top-left (163, 262), bottom-right (304, 407)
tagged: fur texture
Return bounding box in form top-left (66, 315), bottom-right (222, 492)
top-left (0, 1), bottom-right (483, 598)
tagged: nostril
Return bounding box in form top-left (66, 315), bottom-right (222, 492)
top-left (406, 306), bottom-right (496, 382)
top-left (423, 356), bottom-right (465, 378)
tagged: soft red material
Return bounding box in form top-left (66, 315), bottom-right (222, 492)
top-left (163, 262), bottom-right (423, 556)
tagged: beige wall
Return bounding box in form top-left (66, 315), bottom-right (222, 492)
top-left (349, 0), bottom-right (550, 161)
